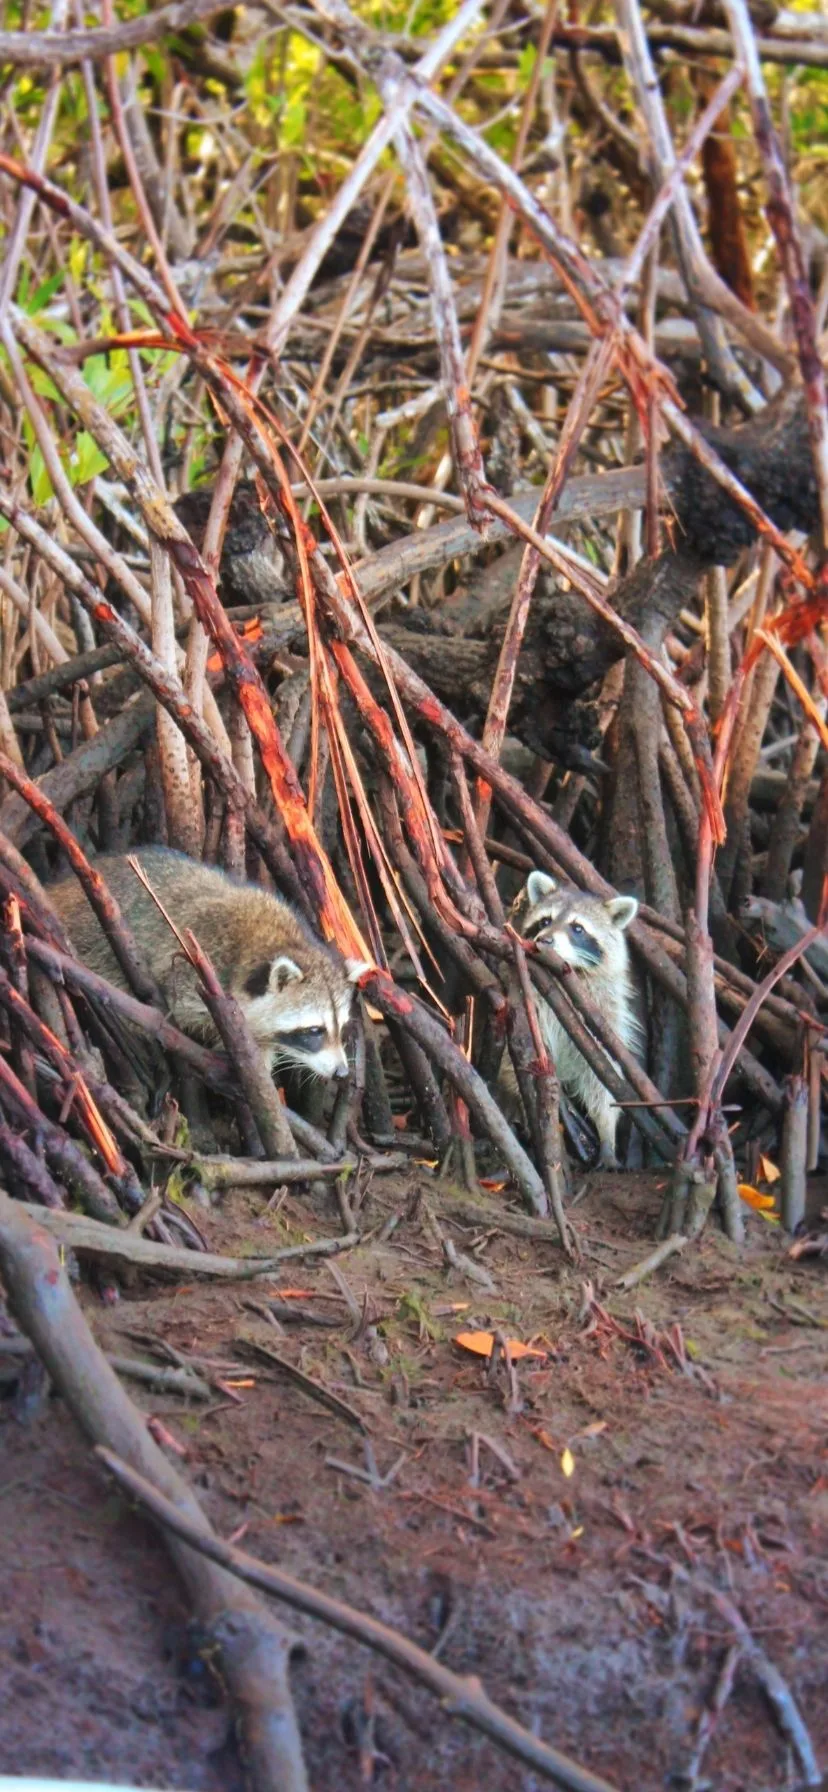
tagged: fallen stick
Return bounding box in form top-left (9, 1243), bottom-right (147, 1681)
top-left (185, 1150), bottom-right (408, 1187)
top-left (0, 1193), bottom-right (309, 1792)
top-left (615, 1234), bottom-right (689, 1291)
top-left (0, 1335), bottom-right (212, 1400)
top-left (7, 1200), bottom-right (360, 1278)
top-left (192, 1155), bottom-right (358, 1189)
top-left (708, 1588), bottom-right (821, 1787)
top-left (97, 1447), bottom-right (622, 1792)
top-left (432, 1187), bottom-right (564, 1241)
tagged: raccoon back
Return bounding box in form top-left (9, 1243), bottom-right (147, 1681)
top-left (48, 848), bottom-right (316, 1009)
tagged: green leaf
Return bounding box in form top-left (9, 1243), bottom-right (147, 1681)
top-left (83, 354), bottom-right (134, 418)
top-left (28, 272), bottom-right (65, 315)
top-left (29, 446), bottom-right (53, 506)
top-left (165, 1165), bottom-right (188, 1206)
top-left (518, 43), bottom-right (537, 87)
top-left (28, 366), bottom-right (62, 403)
top-left (71, 432), bottom-right (109, 486)
top-left (68, 237), bottom-right (87, 285)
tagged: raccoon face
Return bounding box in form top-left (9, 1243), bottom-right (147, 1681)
top-left (520, 872), bottom-right (638, 975)
top-left (238, 954), bottom-right (369, 1080)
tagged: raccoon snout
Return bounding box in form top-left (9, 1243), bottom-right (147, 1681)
top-left (333, 1062), bottom-right (350, 1082)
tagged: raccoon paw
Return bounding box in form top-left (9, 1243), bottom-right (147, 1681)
top-left (595, 1144), bottom-right (620, 1171)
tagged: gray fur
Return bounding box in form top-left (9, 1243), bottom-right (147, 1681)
top-left (507, 871), bottom-right (644, 1167)
top-left (48, 848), bottom-right (368, 1080)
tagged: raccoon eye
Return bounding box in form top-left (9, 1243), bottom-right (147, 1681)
top-left (278, 1026), bottom-right (328, 1052)
top-left (569, 922), bottom-right (586, 940)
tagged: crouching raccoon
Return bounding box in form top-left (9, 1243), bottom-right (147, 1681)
top-left (49, 847), bottom-right (368, 1083)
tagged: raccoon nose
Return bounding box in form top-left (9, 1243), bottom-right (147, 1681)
top-left (333, 1062), bottom-right (350, 1082)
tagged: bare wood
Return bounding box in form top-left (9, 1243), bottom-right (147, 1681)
top-left (189, 1156), bottom-right (359, 1188)
top-left (6, 1200), bottom-right (358, 1278)
top-left (615, 1234), bottom-right (689, 1291)
top-left (0, 1192), bottom-right (309, 1792)
top-left (0, 0), bottom-right (229, 68)
top-left (97, 1447), bottom-right (623, 1792)
top-left (780, 1076), bottom-right (809, 1233)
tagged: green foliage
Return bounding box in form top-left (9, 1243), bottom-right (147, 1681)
top-left (398, 1289), bottom-right (443, 1341)
top-left (3, 0), bottom-right (827, 517)
top-left (82, 352), bottom-right (135, 418)
top-left (164, 1165), bottom-right (189, 1208)
top-left (16, 346), bottom-right (138, 502)
top-left (18, 270), bottom-right (65, 315)
top-left (788, 70), bottom-right (828, 152)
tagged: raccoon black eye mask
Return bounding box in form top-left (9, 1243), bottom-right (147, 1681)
top-left (274, 1026), bottom-right (328, 1053)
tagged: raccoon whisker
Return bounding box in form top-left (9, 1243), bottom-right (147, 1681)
top-left (269, 1054), bottom-right (322, 1087)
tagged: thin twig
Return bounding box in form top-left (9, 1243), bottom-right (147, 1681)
top-left (97, 1448), bottom-right (622, 1792)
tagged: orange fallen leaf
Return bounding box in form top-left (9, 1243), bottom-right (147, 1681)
top-left (454, 1330), bottom-right (548, 1360)
top-left (738, 1182), bottom-right (777, 1211)
top-left (479, 1178), bottom-right (507, 1192)
top-left (759, 1154), bottom-right (781, 1184)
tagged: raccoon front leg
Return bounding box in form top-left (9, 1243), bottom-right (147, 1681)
top-left (590, 1082), bottom-right (620, 1169)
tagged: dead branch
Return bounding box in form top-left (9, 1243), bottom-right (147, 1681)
top-left (0, 1192), bottom-right (309, 1792)
top-left (5, 1200), bottom-right (359, 1278)
top-left (0, 749), bottom-right (161, 1005)
top-left (0, 693), bottom-right (155, 848)
top-left (707, 1587), bottom-right (821, 1787)
top-left (97, 1447), bottom-right (623, 1792)
top-left (0, 1053), bottom-right (122, 1224)
top-left (0, 0), bottom-right (230, 68)
top-left (615, 1234), bottom-right (689, 1290)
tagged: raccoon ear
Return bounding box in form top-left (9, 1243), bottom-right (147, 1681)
top-left (243, 961), bottom-right (272, 999)
top-left (272, 955), bottom-right (303, 990)
top-left (345, 958), bottom-right (371, 984)
top-left (606, 895), bottom-right (638, 930)
top-left (526, 871), bottom-right (557, 906)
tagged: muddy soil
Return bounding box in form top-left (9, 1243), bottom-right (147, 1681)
top-left (1, 1170), bottom-right (827, 1792)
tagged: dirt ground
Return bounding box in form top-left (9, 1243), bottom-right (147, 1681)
top-left (1, 1168), bottom-right (827, 1792)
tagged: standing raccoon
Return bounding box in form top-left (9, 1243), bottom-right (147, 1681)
top-left (48, 848), bottom-right (368, 1082)
top-left (510, 871), bottom-right (643, 1167)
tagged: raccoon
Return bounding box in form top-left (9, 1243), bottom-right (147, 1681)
top-left (48, 848), bottom-right (369, 1081)
top-left (509, 870), bottom-right (643, 1168)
